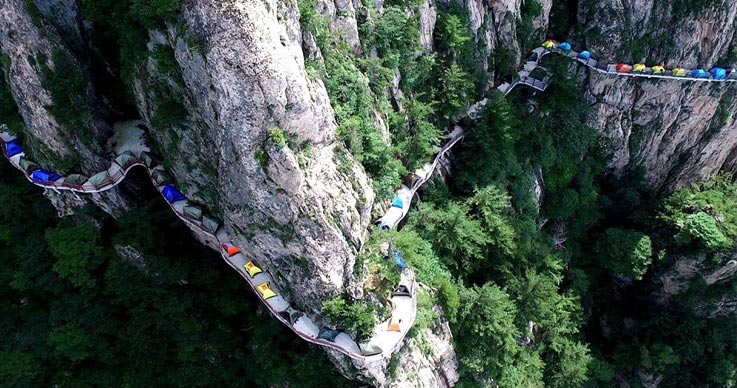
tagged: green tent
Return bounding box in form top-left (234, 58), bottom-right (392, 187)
top-left (318, 327), bottom-right (341, 342)
top-left (19, 157), bottom-right (40, 174)
top-left (64, 174), bottom-right (88, 186)
top-left (140, 152), bottom-right (154, 168)
top-left (87, 171), bottom-right (111, 187)
top-left (202, 214), bottom-right (221, 234)
top-left (114, 151), bottom-right (136, 168)
top-left (281, 306), bottom-right (304, 325)
top-left (151, 169), bottom-right (171, 186)
top-left (359, 343), bottom-right (383, 356)
top-left (183, 204), bottom-right (203, 220)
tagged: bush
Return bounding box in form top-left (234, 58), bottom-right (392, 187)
top-left (676, 212), bottom-right (731, 251)
top-left (321, 297), bottom-right (375, 339)
top-left (269, 128), bottom-right (287, 148)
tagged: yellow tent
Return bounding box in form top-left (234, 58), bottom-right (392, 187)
top-left (652, 65), bottom-right (665, 74)
top-left (673, 68), bottom-right (687, 77)
top-left (257, 282), bottom-right (277, 300)
top-left (244, 261), bottom-right (263, 278)
top-left (542, 40), bottom-right (556, 49)
top-left (633, 63), bottom-right (647, 72)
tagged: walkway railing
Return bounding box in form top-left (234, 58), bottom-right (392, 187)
top-left (1, 129), bottom-right (417, 363)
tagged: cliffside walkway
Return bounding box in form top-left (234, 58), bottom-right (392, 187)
top-left (4, 39), bottom-right (730, 367)
top-left (0, 124), bottom-right (416, 363)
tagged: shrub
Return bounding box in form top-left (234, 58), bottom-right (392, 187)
top-left (321, 297), bottom-right (375, 339)
top-left (269, 128), bottom-right (287, 148)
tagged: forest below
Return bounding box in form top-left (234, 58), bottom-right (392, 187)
top-left (2, 0), bottom-right (737, 387)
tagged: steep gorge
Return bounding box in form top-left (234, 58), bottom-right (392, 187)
top-left (3, 0), bottom-right (737, 387)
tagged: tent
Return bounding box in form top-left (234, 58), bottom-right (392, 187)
top-left (527, 52), bottom-right (539, 62)
top-left (392, 250), bottom-right (407, 269)
top-left (281, 306), bottom-right (304, 325)
top-left (140, 152), bottom-right (155, 168)
top-left (114, 151), bottom-right (136, 168)
top-left (18, 157), bottom-right (40, 174)
top-left (558, 42), bottom-right (571, 51)
top-left (652, 65), bottom-right (665, 74)
top-left (244, 260), bottom-right (263, 278)
top-left (87, 171), bottom-right (111, 187)
top-left (673, 68), bottom-right (687, 77)
top-left (31, 169), bottom-right (61, 182)
top-left (318, 327), bottom-right (341, 342)
top-left (222, 241), bottom-right (241, 257)
top-left (183, 204), bottom-right (203, 220)
top-left (391, 196), bottom-right (404, 208)
top-left (542, 40), bottom-right (556, 49)
top-left (577, 50), bottom-right (591, 60)
top-left (152, 169), bottom-right (172, 186)
top-left (616, 64), bottom-right (632, 73)
top-left (64, 174), bottom-right (88, 186)
top-left (4, 140), bottom-right (22, 157)
top-left (359, 343), bottom-right (383, 357)
top-left (633, 63), bottom-right (647, 72)
top-left (161, 184), bottom-right (186, 203)
top-left (692, 69), bottom-right (708, 78)
top-left (393, 285), bottom-right (411, 297)
top-left (710, 67), bottom-right (727, 79)
top-left (257, 282), bottom-right (277, 300)
top-left (388, 320), bottom-right (401, 332)
top-left (202, 214), bottom-right (221, 234)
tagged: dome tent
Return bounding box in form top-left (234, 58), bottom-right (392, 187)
top-left (391, 196), bottom-right (404, 208)
top-left (161, 184), bottom-right (186, 203)
top-left (652, 65), bottom-right (665, 74)
top-left (710, 67), bottom-right (727, 79)
top-left (87, 171), bottom-right (111, 187)
top-left (673, 68), bottom-right (687, 76)
top-left (692, 69), bottom-right (708, 78)
top-left (616, 64), bottom-right (632, 73)
top-left (4, 139), bottom-right (22, 158)
top-left (542, 39), bottom-right (556, 49)
top-left (577, 50), bottom-right (591, 60)
top-left (19, 157), bottom-right (40, 174)
top-left (633, 63), bottom-right (647, 72)
top-left (558, 42), bottom-right (571, 51)
top-left (31, 169), bottom-right (60, 183)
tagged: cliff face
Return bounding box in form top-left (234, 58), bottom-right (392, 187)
top-left (577, 1), bottom-right (737, 192)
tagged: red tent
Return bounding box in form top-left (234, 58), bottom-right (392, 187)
top-left (616, 64), bottom-right (633, 73)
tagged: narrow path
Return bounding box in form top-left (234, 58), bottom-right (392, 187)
top-left (0, 124), bottom-right (415, 363)
top-left (4, 39), bottom-right (730, 367)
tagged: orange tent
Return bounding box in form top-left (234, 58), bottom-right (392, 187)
top-left (616, 64), bottom-right (633, 73)
top-left (388, 320), bottom-right (401, 332)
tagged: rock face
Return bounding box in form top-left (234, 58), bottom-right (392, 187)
top-left (133, 0), bottom-right (375, 314)
top-left (577, 0), bottom-right (737, 192)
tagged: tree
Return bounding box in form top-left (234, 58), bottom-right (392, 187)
top-left (676, 211), bottom-right (731, 250)
top-left (45, 221), bottom-right (105, 288)
top-left (455, 283), bottom-right (543, 386)
top-left (322, 297), bottom-right (376, 339)
top-left (595, 228), bottom-right (653, 279)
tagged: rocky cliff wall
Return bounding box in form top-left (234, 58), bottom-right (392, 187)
top-left (576, 0), bottom-right (737, 192)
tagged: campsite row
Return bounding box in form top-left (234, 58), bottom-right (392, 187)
top-left (0, 130), bottom-right (417, 362)
top-left (542, 40), bottom-right (737, 80)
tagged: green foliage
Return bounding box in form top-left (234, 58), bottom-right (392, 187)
top-left (456, 283), bottom-right (543, 386)
top-left (40, 49), bottom-right (94, 145)
top-left (322, 297), bottom-right (376, 339)
top-left (45, 221), bottom-right (105, 288)
top-left (0, 62), bottom-right (25, 134)
top-left (676, 212), bottom-right (731, 250)
top-left (0, 160), bottom-right (358, 388)
top-left (595, 228), bottom-right (654, 279)
top-left (269, 127), bottom-right (287, 148)
top-left (662, 176), bottom-right (737, 252)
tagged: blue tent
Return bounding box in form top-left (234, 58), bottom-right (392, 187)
top-left (392, 250), bottom-right (407, 269)
top-left (710, 67), bottom-right (727, 79)
top-left (161, 184), bottom-right (186, 203)
top-left (31, 169), bottom-right (60, 182)
top-left (391, 196), bottom-right (404, 208)
top-left (578, 50), bottom-right (591, 60)
top-left (692, 69), bottom-right (708, 78)
top-left (4, 140), bottom-right (22, 157)
top-left (558, 42), bottom-right (572, 51)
